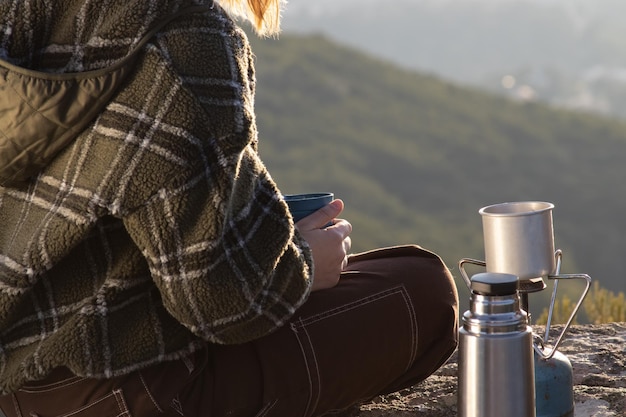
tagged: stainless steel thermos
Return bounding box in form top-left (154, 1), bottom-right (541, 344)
top-left (458, 272), bottom-right (536, 417)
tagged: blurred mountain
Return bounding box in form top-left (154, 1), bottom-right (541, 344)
top-left (248, 33), bottom-right (626, 316)
top-left (282, 0), bottom-right (626, 120)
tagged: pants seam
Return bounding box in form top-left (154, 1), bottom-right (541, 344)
top-left (11, 394), bottom-right (22, 417)
top-left (139, 371), bottom-right (163, 412)
top-left (398, 285), bottom-right (419, 371)
top-left (254, 398), bottom-right (278, 417)
top-left (301, 324), bottom-right (322, 417)
top-left (290, 285), bottom-right (417, 417)
top-left (294, 286), bottom-right (407, 328)
top-left (290, 320), bottom-right (319, 417)
top-left (47, 391), bottom-right (125, 417)
top-left (181, 356), bottom-right (194, 374)
top-left (113, 389), bottom-right (130, 417)
top-left (19, 376), bottom-right (85, 393)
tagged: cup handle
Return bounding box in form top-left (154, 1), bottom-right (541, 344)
top-left (458, 258), bottom-right (486, 289)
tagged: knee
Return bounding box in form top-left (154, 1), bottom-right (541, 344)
top-left (408, 248), bottom-right (459, 316)
top-left (403, 251), bottom-right (459, 348)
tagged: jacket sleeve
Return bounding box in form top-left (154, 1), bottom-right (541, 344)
top-left (121, 12), bottom-right (314, 344)
top-left (123, 143), bottom-right (313, 344)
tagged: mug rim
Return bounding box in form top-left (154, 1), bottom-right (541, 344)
top-left (283, 192), bottom-right (334, 212)
top-left (283, 192), bottom-right (334, 201)
top-left (479, 201), bottom-right (554, 217)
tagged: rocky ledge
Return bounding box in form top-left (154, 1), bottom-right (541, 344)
top-left (337, 322), bottom-right (626, 417)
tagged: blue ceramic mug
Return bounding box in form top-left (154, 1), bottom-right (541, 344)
top-left (284, 192), bottom-right (334, 223)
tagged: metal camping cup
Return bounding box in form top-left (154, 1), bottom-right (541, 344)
top-left (458, 272), bottom-right (536, 417)
top-left (458, 202), bottom-right (591, 358)
top-left (480, 201), bottom-right (556, 280)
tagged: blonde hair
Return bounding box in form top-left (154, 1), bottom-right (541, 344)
top-left (217, 0), bottom-right (285, 36)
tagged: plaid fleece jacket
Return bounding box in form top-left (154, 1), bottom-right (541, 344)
top-left (0, 0), bottom-right (313, 393)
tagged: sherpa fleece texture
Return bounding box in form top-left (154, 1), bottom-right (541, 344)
top-left (0, 0), bottom-right (313, 394)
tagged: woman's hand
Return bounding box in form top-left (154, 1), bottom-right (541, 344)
top-left (296, 199), bottom-right (352, 291)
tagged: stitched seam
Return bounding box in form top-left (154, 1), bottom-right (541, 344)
top-left (398, 285), bottom-right (419, 370)
top-left (293, 287), bottom-right (405, 328)
top-left (291, 320), bottom-right (316, 417)
top-left (181, 356), bottom-right (194, 374)
top-left (113, 389), bottom-right (130, 417)
top-left (171, 396), bottom-right (185, 416)
top-left (11, 393), bottom-right (23, 417)
top-left (254, 399), bottom-right (278, 417)
top-left (293, 285), bottom-right (419, 388)
top-left (51, 391), bottom-right (121, 417)
top-left (300, 324), bottom-right (321, 417)
top-left (20, 376), bottom-right (85, 393)
top-left (139, 371), bottom-right (163, 412)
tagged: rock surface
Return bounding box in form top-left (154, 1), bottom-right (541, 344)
top-left (334, 323), bottom-right (626, 417)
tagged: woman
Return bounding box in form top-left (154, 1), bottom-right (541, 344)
top-left (0, 0), bottom-right (458, 415)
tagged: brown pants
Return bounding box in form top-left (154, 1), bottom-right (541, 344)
top-left (0, 246), bottom-right (459, 417)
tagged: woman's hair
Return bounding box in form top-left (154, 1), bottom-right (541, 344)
top-left (217, 0), bottom-right (285, 36)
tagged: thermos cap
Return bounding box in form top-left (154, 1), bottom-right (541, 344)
top-left (470, 272), bottom-right (519, 296)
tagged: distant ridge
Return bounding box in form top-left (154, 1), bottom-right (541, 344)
top-left (282, 0), bottom-right (626, 120)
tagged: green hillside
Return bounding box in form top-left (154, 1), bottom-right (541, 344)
top-left (248, 33), bottom-right (626, 312)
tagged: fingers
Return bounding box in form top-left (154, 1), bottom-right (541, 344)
top-left (322, 224), bottom-right (351, 272)
top-left (296, 199), bottom-right (344, 230)
top-left (294, 199), bottom-right (353, 288)
top-left (341, 235), bottom-right (352, 270)
top-left (328, 218), bottom-right (352, 236)
top-left (343, 235), bottom-right (352, 253)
